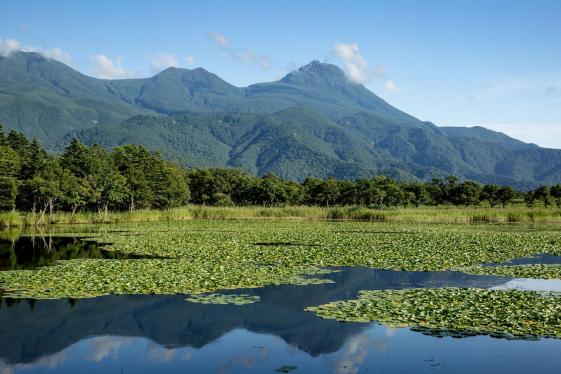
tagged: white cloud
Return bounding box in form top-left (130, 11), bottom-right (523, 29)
top-left (259, 56), bottom-right (271, 70)
top-left (384, 80), bottom-right (400, 93)
top-left (239, 48), bottom-right (255, 63)
top-left (333, 43), bottom-right (398, 92)
top-left (375, 64), bottom-right (387, 79)
top-left (208, 31), bottom-right (272, 70)
top-left (0, 38), bottom-right (21, 56)
top-left (90, 54), bottom-right (134, 79)
top-left (148, 53), bottom-right (197, 74)
top-left (285, 62), bottom-right (300, 72)
top-left (38, 47), bottom-right (73, 65)
top-left (209, 32), bottom-right (230, 48)
top-left (0, 37), bottom-right (72, 65)
top-left (333, 42), bottom-right (373, 84)
top-left (149, 52), bottom-right (179, 74)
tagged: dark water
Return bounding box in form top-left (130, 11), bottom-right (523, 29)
top-left (1, 237), bottom-right (561, 373)
top-left (0, 236), bottom-right (167, 270)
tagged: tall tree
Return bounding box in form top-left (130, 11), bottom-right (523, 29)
top-left (482, 184), bottom-right (500, 207)
top-left (533, 186), bottom-right (551, 207)
top-left (153, 164), bottom-right (190, 209)
top-left (112, 145), bottom-right (157, 210)
top-left (0, 146), bottom-right (21, 178)
top-left (62, 175), bottom-right (92, 215)
top-left (456, 181), bottom-right (482, 206)
top-left (21, 138), bottom-right (47, 180)
top-left (254, 174), bottom-right (291, 207)
top-left (63, 142), bottom-right (127, 213)
top-left (404, 183), bottom-right (431, 207)
top-left (60, 138), bottom-right (89, 177)
top-left (550, 185), bottom-right (561, 208)
top-left (0, 176), bottom-right (19, 211)
top-left (0, 124), bottom-right (8, 147)
top-left (497, 186), bottom-right (515, 207)
top-left (27, 159), bottom-right (66, 215)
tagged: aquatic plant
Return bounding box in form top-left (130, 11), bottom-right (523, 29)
top-left (186, 293), bottom-right (260, 305)
top-left (305, 288), bottom-right (561, 338)
top-left (1, 220), bottom-right (561, 301)
top-left (463, 264), bottom-right (561, 279)
top-left (0, 259), bottom-right (333, 299)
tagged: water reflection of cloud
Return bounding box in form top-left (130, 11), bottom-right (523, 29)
top-left (86, 336), bottom-right (131, 362)
top-left (216, 346), bottom-right (269, 374)
top-left (181, 350), bottom-right (193, 361)
top-left (385, 327), bottom-right (398, 337)
top-left (146, 342), bottom-right (176, 363)
top-left (332, 328), bottom-right (398, 374)
top-left (0, 349), bottom-right (68, 374)
top-left (0, 336), bottom-right (195, 373)
top-left (492, 278), bottom-right (561, 292)
top-left (332, 334), bottom-right (372, 374)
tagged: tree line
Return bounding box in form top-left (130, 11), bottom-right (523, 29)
top-left (1, 126), bottom-right (560, 214)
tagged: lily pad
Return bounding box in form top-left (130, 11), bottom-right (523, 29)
top-left (186, 293), bottom-right (260, 305)
top-left (305, 288), bottom-right (561, 339)
top-left (275, 365), bottom-right (298, 373)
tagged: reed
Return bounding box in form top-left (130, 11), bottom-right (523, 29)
top-left (1, 205), bottom-right (561, 228)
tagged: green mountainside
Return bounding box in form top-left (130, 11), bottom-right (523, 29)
top-left (1, 51), bottom-right (559, 187)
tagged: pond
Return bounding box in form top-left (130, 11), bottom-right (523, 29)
top-left (0, 236), bottom-right (168, 271)
top-left (1, 228), bottom-right (561, 373)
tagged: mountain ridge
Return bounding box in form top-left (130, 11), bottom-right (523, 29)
top-left (1, 51), bottom-right (559, 188)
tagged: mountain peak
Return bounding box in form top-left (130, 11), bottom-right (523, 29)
top-left (281, 60), bottom-right (347, 86)
top-left (296, 60), bottom-right (344, 75)
top-left (151, 66), bottom-right (235, 87)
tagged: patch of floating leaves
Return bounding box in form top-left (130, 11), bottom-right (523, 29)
top-left (72, 221), bottom-right (561, 272)
top-left (0, 259), bottom-right (333, 299)
top-left (305, 288), bottom-right (561, 338)
top-left (1, 220), bottom-right (561, 300)
top-left (462, 264), bottom-right (561, 279)
top-left (186, 293), bottom-right (260, 305)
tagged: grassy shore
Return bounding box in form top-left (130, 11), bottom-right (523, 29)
top-left (1, 205), bottom-right (561, 228)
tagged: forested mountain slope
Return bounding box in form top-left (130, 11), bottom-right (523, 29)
top-left (1, 51), bottom-right (560, 187)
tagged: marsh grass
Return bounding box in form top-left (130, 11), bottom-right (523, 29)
top-left (1, 205), bottom-right (561, 228)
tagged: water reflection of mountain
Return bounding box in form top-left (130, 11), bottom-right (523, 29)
top-left (0, 267), bottom-right (508, 365)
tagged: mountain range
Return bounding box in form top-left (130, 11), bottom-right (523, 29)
top-left (1, 51), bottom-right (559, 188)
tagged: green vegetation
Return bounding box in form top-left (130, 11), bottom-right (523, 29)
top-left (2, 206), bottom-right (561, 228)
top-left (186, 293), bottom-right (260, 305)
top-left (2, 126), bottom-right (561, 229)
top-left (464, 264), bottom-right (561, 279)
top-left (2, 52), bottom-right (561, 186)
top-left (1, 220), bottom-right (561, 300)
top-left (0, 258), bottom-right (333, 299)
top-left (2, 219), bottom-right (561, 338)
top-left (3, 52), bottom-right (561, 341)
top-left (305, 288), bottom-right (561, 338)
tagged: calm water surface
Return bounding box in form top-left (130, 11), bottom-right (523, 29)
top-left (1, 235), bottom-right (561, 373)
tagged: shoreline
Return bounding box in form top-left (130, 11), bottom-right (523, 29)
top-left (2, 205), bottom-right (561, 228)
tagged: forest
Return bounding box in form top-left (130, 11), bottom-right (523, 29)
top-left (1, 125), bottom-right (560, 215)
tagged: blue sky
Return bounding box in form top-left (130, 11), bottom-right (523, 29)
top-left (1, 0), bottom-right (560, 147)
